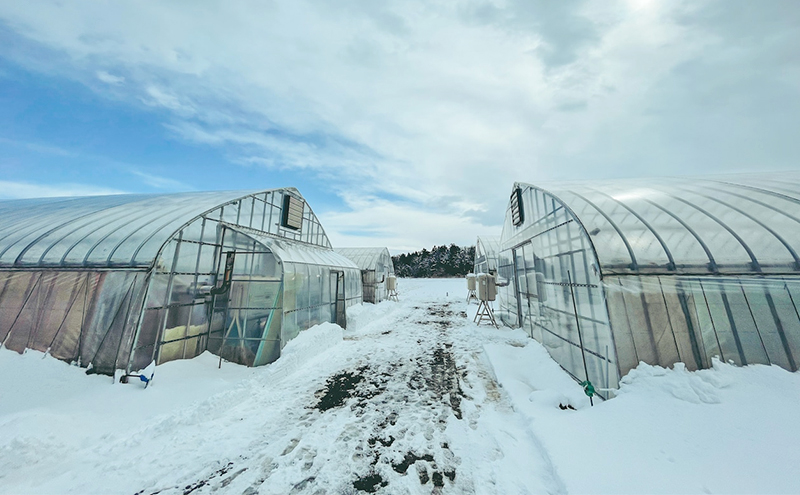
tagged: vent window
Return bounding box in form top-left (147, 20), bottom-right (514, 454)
top-left (511, 187), bottom-right (524, 227)
top-left (281, 194), bottom-right (304, 230)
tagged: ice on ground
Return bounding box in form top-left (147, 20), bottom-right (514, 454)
top-left (1, 277), bottom-right (799, 494)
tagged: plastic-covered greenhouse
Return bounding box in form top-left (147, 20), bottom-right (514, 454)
top-left (335, 248), bottom-right (394, 303)
top-left (498, 173), bottom-right (800, 398)
top-left (0, 188), bottom-right (362, 375)
top-left (474, 236), bottom-right (500, 275)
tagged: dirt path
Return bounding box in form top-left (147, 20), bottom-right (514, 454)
top-left (135, 298), bottom-right (564, 495)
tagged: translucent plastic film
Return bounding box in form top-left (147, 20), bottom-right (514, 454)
top-left (602, 275), bottom-right (800, 377)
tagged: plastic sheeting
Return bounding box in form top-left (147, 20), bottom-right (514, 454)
top-left (604, 276), bottom-right (800, 376)
top-left (335, 247), bottom-right (394, 303)
top-left (0, 270), bottom-right (147, 375)
top-left (499, 174), bottom-right (800, 397)
top-left (1, 187), bottom-right (362, 375)
top-left (474, 236), bottom-right (500, 275)
top-left (505, 173), bottom-right (800, 276)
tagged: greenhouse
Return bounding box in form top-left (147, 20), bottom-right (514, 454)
top-left (497, 172), bottom-right (800, 398)
top-left (335, 247), bottom-right (394, 303)
top-left (474, 236), bottom-right (500, 275)
top-left (0, 188), bottom-right (362, 375)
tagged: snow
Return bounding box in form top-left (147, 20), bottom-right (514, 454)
top-left (1, 277), bottom-right (799, 494)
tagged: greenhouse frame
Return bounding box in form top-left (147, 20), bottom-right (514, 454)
top-left (498, 173), bottom-right (800, 398)
top-left (335, 247), bottom-right (394, 303)
top-left (0, 188), bottom-right (362, 375)
top-left (474, 236), bottom-right (500, 275)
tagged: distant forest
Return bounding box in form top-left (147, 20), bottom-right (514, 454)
top-left (392, 244), bottom-right (475, 278)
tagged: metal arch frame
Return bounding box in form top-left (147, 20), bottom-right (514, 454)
top-left (56, 205), bottom-right (159, 267)
top-left (0, 196), bottom-right (135, 264)
top-left (708, 179), bottom-right (800, 209)
top-left (586, 187), bottom-right (677, 272)
top-left (121, 200), bottom-right (230, 266)
top-left (10, 198), bottom-right (140, 266)
top-left (641, 198), bottom-right (719, 273)
top-left (703, 185), bottom-right (800, 226)
top-left (702, 185), bottom-right (800, 271)
top-left (509, 182), bottom-right (607, 279)
top-left (654, 190), bottom-right (762, 272)
top-left (475, 236), bottom-right (501, 273)
top-left (683, 188), bottom-right (800, 271)
top-left (83, 196), bottom-right (213, 267)
top-left (124, 188), bottom-right (334, 372)
top-left (551, 189), bottom-right (639, 272)
top-left (38, 203), bottom-right (147, 266)
top-left (501, 183), bottom-right (624, 391)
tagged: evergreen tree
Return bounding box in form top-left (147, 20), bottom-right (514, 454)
top-left (392, 244), bottom-right (475, 278)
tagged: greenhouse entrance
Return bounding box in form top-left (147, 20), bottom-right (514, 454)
top-left (206, 242), bottom-right (283, 368)
top-left (331, 270), bottom-right (347, 328)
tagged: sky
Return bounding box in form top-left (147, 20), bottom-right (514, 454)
top-left (0, 0), bottom-right (798, 252)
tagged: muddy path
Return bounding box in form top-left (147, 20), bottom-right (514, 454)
top-left (136, 299), bottom-right (564, 495)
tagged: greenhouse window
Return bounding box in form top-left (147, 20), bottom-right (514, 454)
top-left (511, 187), bottom-right (524, 226)
top-left (282, 195), bottom-right (304, 230)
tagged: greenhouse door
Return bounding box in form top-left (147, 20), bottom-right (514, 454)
top-left (208, 245), bottom-right (283, 367)
top-left (331, 270), bottom-right (346, 329)
top-left (513, 243), bottom-right (537, 337)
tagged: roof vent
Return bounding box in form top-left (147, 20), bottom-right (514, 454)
top-left (281, 194), bottom-right (304, 230)
top-left (510, 187), bottom-right (524, 227)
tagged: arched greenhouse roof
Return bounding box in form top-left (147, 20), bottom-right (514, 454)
top-left (0, 188), bottom-right (329, 269)
top-left (476, 236), bottom-right (500, 257)
top-left (235, 229), bottom-right (359, 270)
top-left (335, 247), bottom-right (394, 272)
top-left (513, 171), bottom-right (800, 276)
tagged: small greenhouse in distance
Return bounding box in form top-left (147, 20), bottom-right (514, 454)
top-left (498, 173), bottom-right (800, 398)
top-left (0, 188), bottom-right (362, 375)
top-left (474, 236), bottom-right (500, 275)
top-left (335, 247), bottom-right (394, 303)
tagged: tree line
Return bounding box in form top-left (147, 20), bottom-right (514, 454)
top-left (392, 244), bottom-right (475, 278)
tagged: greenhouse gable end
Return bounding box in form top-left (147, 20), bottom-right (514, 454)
top-left (0, 188), bottom-right (362, 375)
top-left (498, 172), bottom-right (800, 398)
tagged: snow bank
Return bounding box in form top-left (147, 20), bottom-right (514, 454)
top-left (484, 341), bottom-right (591, 411)
top-left (484, 339), bottom-right (800, 494)
top-left (263, 322), bottom-right (342, 381)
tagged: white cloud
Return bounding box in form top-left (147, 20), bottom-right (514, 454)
top-left (129, 170), bottom-right (193, 190)
top-left (0, 0), bottom-right (798, 250)
top-left (0, 180), bottom-right (125, 200)
top-left (96, 70), bottom-right (124, 84)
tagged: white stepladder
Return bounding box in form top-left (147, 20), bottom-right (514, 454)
top-left (387, 275), bottom-right (399, 302)
top-left (474, 273), bottom-right (498, 328)
top-left (466, 273), bottom-right (478, 304)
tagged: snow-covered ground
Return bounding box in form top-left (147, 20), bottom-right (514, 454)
top-left (2, 278), bottom-right (800, 494)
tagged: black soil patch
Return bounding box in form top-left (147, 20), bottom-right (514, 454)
top-left (312, 364), bottom-right (393, 413)
top-left (431, 345), bottom-right (464, 420)
top-left (368, 435), bottom-right (395, 447)
top-left (392, 452), bottom-right (435, 474)
top-left (313, 367), bottom-right (367, 412)
top-left (353, 473), bottom-right (388, 493)
top-left (392, 451), bottom-right (455, 487)
top-left (181, 462), bottom-right (235, 495)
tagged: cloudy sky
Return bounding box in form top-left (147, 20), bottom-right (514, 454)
top-left (0, 0), bottom-right (798, 252)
